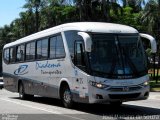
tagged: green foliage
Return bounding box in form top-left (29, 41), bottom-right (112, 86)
top-left (146, 48), bottom-right (152, 57)
top-left (0, 0), bottom-right (160, 74)
top-left (141, 0), bottom-right (160, 37)
top-left (114, 6), bottom-right (143, 31)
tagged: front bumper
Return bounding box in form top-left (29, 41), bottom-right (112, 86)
top-left (88, 85), bottom-right (149, 103)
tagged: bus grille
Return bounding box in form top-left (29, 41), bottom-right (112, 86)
top-left (108, 86), bottom-right (142, 92)
top-left (109, 93), bottom-right (140, 99)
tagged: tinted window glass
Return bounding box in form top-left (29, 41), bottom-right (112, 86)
top-left (26, 42), bottom-right (35, 60)
top-left (16, 45), bottom-right (25, 62)
top-left (10, 47), bottom-right (16, 63)
top-left (56, 35), bottom-right (65, 58)
top-left (76, 42), bottom-right (85, 65)
top-left (37, 39), bottom-right (48, 59)
top-left (49, 35), bottom-right (65, 59)
top-left (4, 49), bottom-right (9, 63)
top-left (64, 31), bottom-right (77, 57)
top-left (50, 37), bottom-right (56, 59)
top-left (37, 40), bottom-right (41, 59)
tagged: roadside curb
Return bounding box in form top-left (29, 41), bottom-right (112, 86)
top-left (150, 88), bottom-right (160, 92)
top-left (150, 90), bottom-right (160, 92)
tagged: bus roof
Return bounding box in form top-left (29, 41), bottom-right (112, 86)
top-left (4, 22), bottom-right (138, 48)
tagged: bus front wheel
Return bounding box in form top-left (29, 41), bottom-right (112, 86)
top-left (109, 101), bottom-right (122, 107)
top-left (61, 85), bottom-right (73, 108)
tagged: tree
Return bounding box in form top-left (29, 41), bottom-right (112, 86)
top-left (23, 0), bottom-right (48, 32)
top-left (121, 0), bottom-right (145, 12)
top-left (141, 0), bottom-right (159, 36)
top-left (116, 6), bottom-right (143, 31)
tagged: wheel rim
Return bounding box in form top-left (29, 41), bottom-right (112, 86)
top-left (63, 89), bottom-right (71, 103)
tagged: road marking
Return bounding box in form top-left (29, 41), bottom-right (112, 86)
top-left (0, 98), bottom-right (86, 120)
top-left (0, 98), bottom-right (61, 114)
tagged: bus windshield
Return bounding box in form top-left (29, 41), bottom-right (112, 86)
top-left (89, 34), bottom-right (147, 79)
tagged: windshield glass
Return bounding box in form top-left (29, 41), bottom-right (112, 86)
top-left (89, 34), bottom-right (147, 79)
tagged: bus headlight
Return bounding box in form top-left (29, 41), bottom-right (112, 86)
top-left (96, 83), bottom-right (103, 88)
top-left (140, 81), bottom-right (149, 87)
top-left (143, 81), bottom-right (149, 86)
top-left (89, 81), bottom-right (109, 89)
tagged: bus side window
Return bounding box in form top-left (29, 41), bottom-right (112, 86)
top-left (26, 42), bottom-right (35, 60)
top-left (16, 45), bottom-right (25, 62)
top-left (36, 39), bottom-right (48, 59)
top-left (10, 47), bottom-right (16, 63)
top-left (49, 35), bottom-right (65, 59)
top-left (64, 30), bottom-right (78, 62)
top-left (56, 35), bottom-right (65, 58)
top-left (74, 41), bottom-right (86, 71)
top-left (4, 49), bottom-right (9, 64)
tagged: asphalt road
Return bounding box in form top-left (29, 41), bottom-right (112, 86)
top-left (0, 89), bottom-right (160, 120)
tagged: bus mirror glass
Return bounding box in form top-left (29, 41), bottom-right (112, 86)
top-left (140, 33), bottom-right (157, 53)
top-left (77, 32), bottom-right (92, 52)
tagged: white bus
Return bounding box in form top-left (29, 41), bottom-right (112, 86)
top-left (2, 22), bottom-right (157, 108)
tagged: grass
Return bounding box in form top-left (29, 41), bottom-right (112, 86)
top-left (148, 69), bottom-right (160, 91)
top-left (150, 88), bottom-right (160, 91)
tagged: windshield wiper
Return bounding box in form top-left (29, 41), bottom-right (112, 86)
top-left (109, 36), bottom-right (139, 78)
top-left (108, 57), bottom-right (116, 78)
top-left (122, 48), bottom-right (139, 77)
top-left (109, 47), bottom-right (119, 78)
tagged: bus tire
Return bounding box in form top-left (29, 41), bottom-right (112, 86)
top-left (109, 101), bottom-right (122, 107)
top-left (60, 84), bottom-right (73, 108)
top-left (19, 82), bottom-right (33, 100)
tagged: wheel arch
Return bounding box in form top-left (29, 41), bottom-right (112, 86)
top-left (58, 78), bottom-right (71, 99)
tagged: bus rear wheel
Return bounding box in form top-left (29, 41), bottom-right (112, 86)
top-left (61, 85), bottom-right (73, 108)
top-left (19, 83), bottom-right (33, 100)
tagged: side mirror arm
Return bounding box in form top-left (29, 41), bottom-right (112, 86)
top-left (140, 33), bottom-right (157, 53)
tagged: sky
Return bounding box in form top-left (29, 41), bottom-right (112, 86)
top-left (0, 0), bottom-right (121, 28)
top-left (0, 0), bottom-right (148, 28)
top-left (0, 0), bottom-right (26, 27)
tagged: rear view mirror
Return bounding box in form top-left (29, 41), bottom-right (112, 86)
top-left (77, 32), bottom-right (92, 52)
top-left (140, 33), bottom-right (157, 53)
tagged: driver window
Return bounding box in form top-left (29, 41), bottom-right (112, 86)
top-left (75, 41), bottom-right (86, 71)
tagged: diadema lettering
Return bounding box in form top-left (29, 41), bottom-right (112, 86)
top-left (36, 61), bottom-right (61, 70)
